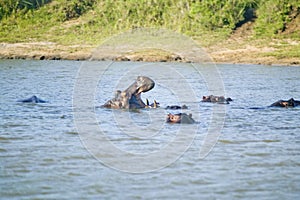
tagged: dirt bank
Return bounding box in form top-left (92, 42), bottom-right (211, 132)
top-left (0, 41), bottom-right (299, 66)
top-left (207, 43), bottom-right (300, 66)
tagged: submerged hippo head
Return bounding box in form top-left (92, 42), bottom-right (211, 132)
top-left (270, 98), bottom-right (300, 108)
top-left (166, 113), bottom-right (195, 124)
top-left (18, 95), bottom-right (47, 103)
top-left (165, 105), bottom-right (188, 110)
top-left (202, 95), bottom-right (232, 104)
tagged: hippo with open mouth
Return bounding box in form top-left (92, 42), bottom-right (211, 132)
top-left (270, 98), bottom-right (300, 107)
top-left (102, 76), bottom-right (156, 109)
top-left (201, 95), bottom-right (233, 104)
top-left (17, 95), bottom-right (47, 103)
top-left (166, 113), bottom-right (195, 124)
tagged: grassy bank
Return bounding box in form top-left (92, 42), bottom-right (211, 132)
top-left (0, 0), bottom-right (299, 64)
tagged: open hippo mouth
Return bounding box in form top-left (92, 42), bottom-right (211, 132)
top-left (102, 76), bottom-right (155, 109)
top-left (128, 76), bottom-right (155, 108)
top-left (135, 76), bottom-right (155, 95)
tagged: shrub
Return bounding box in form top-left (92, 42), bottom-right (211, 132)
top-left (189, 0), bottom-right (260, 31)
top-left (254, 0), bottom-right (300, 36)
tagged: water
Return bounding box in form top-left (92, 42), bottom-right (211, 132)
top-left (0, 60), bottom-right (299, 199)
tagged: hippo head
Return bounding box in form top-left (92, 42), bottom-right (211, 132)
top-left (202, 95), bottom-right (232, 104)
top-left (270, 98), bottom-right (300, 108)
top-left (18, 95), bottom-right (47, 103)
top-left (166, 113), bottom-right (195, 124)
top-left (135, 76), bottom-right (155, 94)
top-left (102, 76), bottom-right (156, 109)
top-left (166, 113), bottom-right (182, 123)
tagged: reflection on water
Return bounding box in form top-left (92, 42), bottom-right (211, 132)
top-left (0, 60), bottom-right (299, 199)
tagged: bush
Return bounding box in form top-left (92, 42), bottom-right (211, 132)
top-left (189, 0), bottom-right (259, 31)
top-left (0, 0), bottom-right (51, 20)
top-left (59, 0), bottom-right (95, 21)
top-left (254, 0), bottom-right (300, 36)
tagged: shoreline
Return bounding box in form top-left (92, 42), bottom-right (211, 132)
top-left (0, 42), bottom-right (299, 66)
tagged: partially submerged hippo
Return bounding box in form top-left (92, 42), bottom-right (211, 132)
top-left (270, 98), bottom-right (300, 107)
top-left (102, 76), bottom-right (155, 109)
top-left (18, 95), bottom-right (47, 103)
top-left (166, 113), bottom-right (195, 124)
top-left (201, 95), bottom-right (233, 104)
top-left (165, 105), bottom-right (188, 110)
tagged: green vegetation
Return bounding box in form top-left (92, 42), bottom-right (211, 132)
top-left (0, 0), bottom-right (50, 19)
top-left (0, 0), bottom-right (299, 62)
top-left (263, 39), bottom-right (300, 59)
top-left (255, 0), bottom-right (300, 36)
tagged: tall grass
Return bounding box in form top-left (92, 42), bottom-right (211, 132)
top-left (0, 0), bottom-right (299, 45)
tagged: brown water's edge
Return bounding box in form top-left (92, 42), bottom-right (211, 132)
top-left (0, 42), bottom-right (299, 66)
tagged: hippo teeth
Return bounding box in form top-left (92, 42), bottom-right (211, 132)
top-left (137, 87), bottom-right (143, 94)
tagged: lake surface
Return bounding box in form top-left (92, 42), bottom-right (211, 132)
top-left (0, 60), bottom-right (299, 199)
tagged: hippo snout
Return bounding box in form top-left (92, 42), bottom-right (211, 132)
top-left (136, 76), bottom-right (155, 94)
